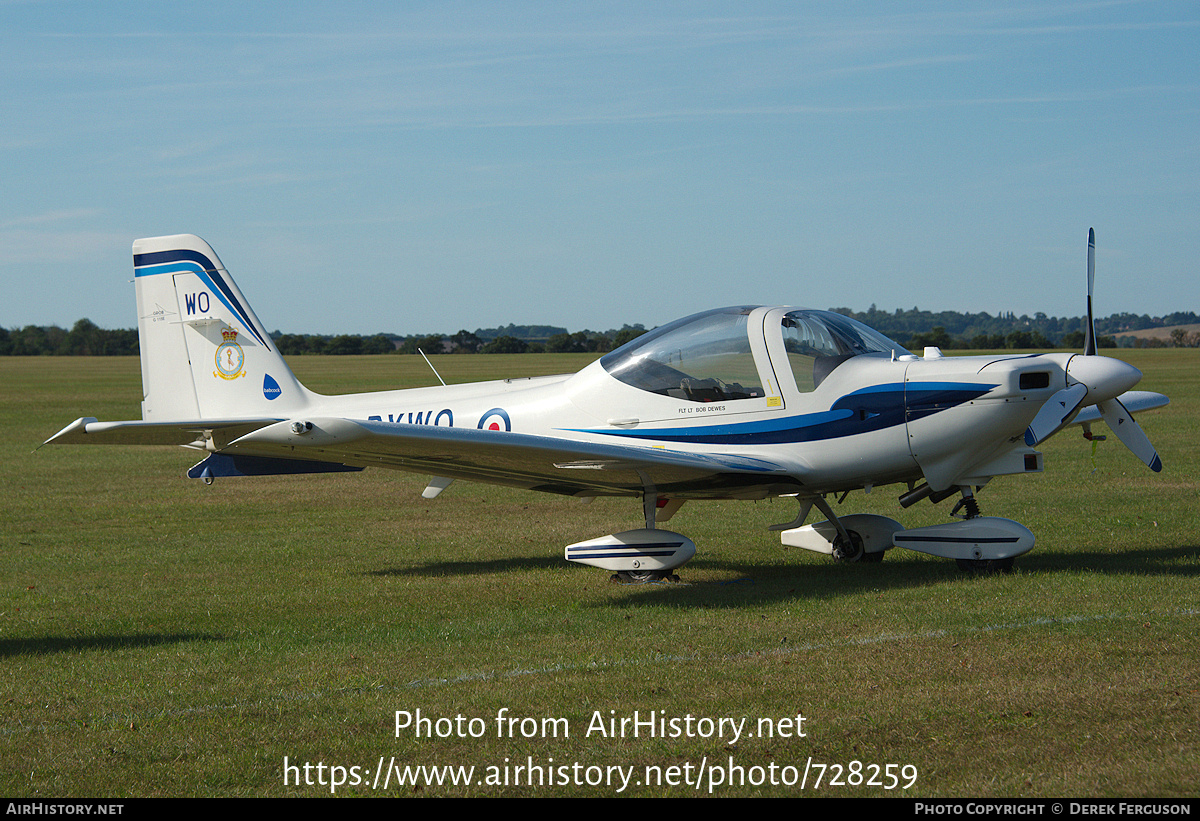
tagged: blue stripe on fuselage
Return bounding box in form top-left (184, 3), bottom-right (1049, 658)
top-left (570, 382), bottom-right (994, 446)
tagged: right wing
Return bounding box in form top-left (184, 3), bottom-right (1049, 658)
top-left (1066, 390), bottom-right (1169, 427)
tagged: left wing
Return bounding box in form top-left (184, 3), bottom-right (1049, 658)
top-left (218, 417), bottom-right (804, 498)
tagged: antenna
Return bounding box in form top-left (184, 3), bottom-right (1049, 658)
top-left (418, 348), bottom-right (447, 386)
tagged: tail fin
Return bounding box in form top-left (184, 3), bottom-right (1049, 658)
top-left (133, 234), bottom-right (312, 420)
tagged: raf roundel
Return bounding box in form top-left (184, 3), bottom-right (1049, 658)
top-left (477, 408), bottom-right (512, 431)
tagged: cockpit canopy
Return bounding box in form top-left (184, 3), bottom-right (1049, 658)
top-left (600, 306), bottom-right (909, 401)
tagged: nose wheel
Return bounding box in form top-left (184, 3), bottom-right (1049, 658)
top-left (830, 529), bottom-right (886, 563)
top-left (831, 530), bottom-right (864, 562)
top-left (610, 569), bottom-right (682, 584)
top-left (950, 487), bottom-right (1015, 574)
top-left (955, 556), bottom-right (1015, 574)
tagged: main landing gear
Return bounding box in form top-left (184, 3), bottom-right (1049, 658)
top-left (564, 487), bottom-right (694, 583)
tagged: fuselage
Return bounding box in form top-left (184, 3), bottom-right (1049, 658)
top-left (278, 307), bottom-right (1087, 498)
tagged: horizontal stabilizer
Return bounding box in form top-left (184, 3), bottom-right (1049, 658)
top-left (43, 416), bottom-right (280, 447)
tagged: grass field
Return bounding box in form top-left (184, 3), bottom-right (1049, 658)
top-left (2, 350), bottom-right (1197, 797)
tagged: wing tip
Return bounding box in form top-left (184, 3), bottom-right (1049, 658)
top-left (41, 416), bottom-right (99, 447)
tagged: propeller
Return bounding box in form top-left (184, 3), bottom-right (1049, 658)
top-left (1024, 229), bottom-right (1163, 472)
top-left (1024, 382), bottom-right (1087, 446)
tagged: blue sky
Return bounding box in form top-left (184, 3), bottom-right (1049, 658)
top-left (2, 1), bottom-right (1197, 336)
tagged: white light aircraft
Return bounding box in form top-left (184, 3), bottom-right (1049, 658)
top-left (45, 230), bottom-right (1167, 579)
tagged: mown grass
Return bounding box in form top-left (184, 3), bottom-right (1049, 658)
top-left (1, 350), bottom-right (1196, 797)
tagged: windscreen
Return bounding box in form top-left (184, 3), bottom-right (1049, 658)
top-left (783, 309), bottom-right (909, 391)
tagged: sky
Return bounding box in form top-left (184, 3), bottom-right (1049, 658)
top-left (2, 1), bottom-right (1197, 336)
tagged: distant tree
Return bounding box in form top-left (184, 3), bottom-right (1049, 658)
top-left (325, 335), bottom-right (363, 355)
top-left (109, 328), bottom-right (139, 355)
top-left (63, 318), bottom-right (102, 355)
top-left (474, 323), bottom-right (568, 342)
top-left (275, 333), bottom-right (313, 355)
top-left (11, 325), bottom-right (52, 355)
top-left (908, 326), bottom-right (953, 350)
top-left (970, 333), bottom-right (1006, 349)
top-left (360, 334), bottom-right (396, 355)
top-left (1060, 330), bottom-right (1085, 350)
top-left (450, 330), bottom-right (482, 354)
top-left (482, 335), bottom-right (528, 354)
top-left (1005, 330), bottom-right (1033, 349)
top-left (546, 332), bottom-right (589, 353)
top-left (45, 325), bottom-right (67, 353)
top-left (397, 334), bottom-right (447, 355)
top-left (611, 327), bottom-right (646, 348)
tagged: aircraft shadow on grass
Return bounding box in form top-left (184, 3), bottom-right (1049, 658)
top-left (0, 632), bottom-right (225, 659)
top-left (365, 556), bottom-right (563, 577)
top-left (1017, 543), bottom-right (1200, 577)
top-left (372, 543), bottom-right (1200, 610)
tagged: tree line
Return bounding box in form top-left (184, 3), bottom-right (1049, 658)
top-left (271, 325), bottom-right (650, 356)
top-left (833, 306), bottom-right (1200, 350)
top-left (0, 319), bottom-right (139, 356)
top-left (3, 309), bottom-right (1198, 356)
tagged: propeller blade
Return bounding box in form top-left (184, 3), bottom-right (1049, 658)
top-left (1098, 397), bottom-right (1163, 472)
top-left (1084, 228), bottom-right (1097, 356)
top-left (1025, 383), bottom-right (1088, 446)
